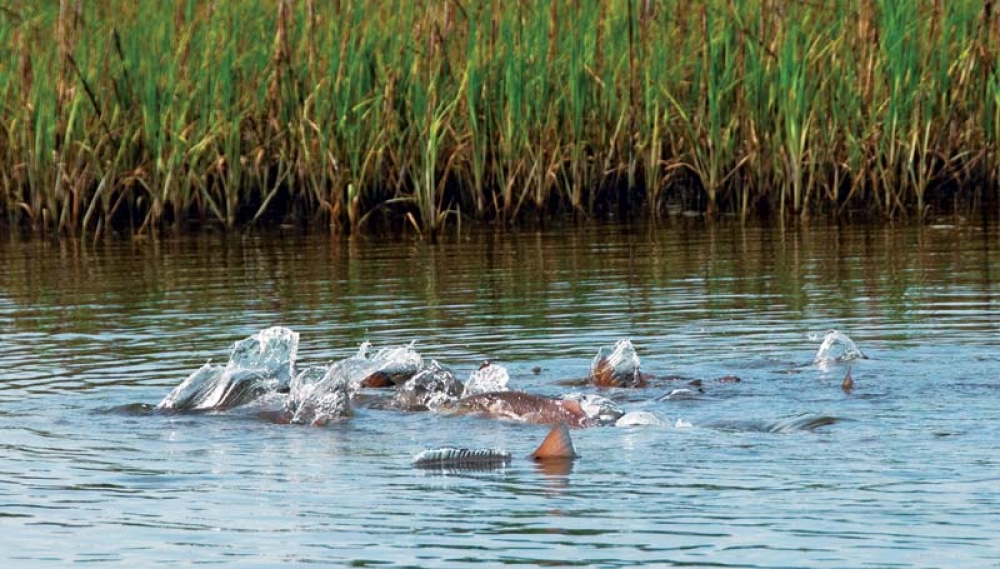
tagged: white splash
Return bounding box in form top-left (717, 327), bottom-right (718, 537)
top-left (156, 326), bottom-right (299, 411)
top-left (286, 366), bottom-right (352, 425)
top-left (563, 393), bottom-right (624, 425)
top-left (463, 363), bottom-right (510, 397)
top-left (814, 329), bottom-right (865, 364)
top-left (340, 341), bottom-right (424, 391)
top-left (591, 339), bottom-right (642, 386)
top-left (394, 360), bottom-right (464, 410)
top-left (615, 411), bottom-right (663, 427)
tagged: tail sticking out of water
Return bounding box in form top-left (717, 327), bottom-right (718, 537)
top-left (530, 424), bottom-right (577, 461)
top-left (413, 424), bottom-right (577, 469)
top-left (841, 366), bottom-right (854, 394)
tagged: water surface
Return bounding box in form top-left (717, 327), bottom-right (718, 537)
top-left (1, 221), bottom-right (998, 567)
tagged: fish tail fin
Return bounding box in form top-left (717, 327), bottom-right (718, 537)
top-left (842, 366), bottom-right (854, 393)
top-left (531, 423), bottom-right (578, 460)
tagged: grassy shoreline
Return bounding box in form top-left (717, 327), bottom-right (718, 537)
top-left (2, 1), bottom-right (999, 236)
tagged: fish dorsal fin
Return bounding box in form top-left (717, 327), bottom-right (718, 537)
top-left (530, 424), bottom-right (578, 461)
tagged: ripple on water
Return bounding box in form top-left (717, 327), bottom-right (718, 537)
top-left (1, 224), bottom-right (999, 566)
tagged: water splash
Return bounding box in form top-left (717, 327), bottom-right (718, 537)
top-left (362, 343), bottom-right (424, 387)
top-left (156, 327), bottom-right (298, 411)
top-left (615, 411), bottom-right (663, 427)
top-left (155, 327), bottom-right (352, 425)
top-left (286, 366), bottom-right (352, 426)
top-left (590, 339), bottom-right (642, 387)
top-left (229, 326), bottom-right (300, 384)
top-left (335, 341), bottom-right (424, 391)
top-left (394, 360), bottom-right (464, 411)
top-left (462, 362), bottom-right (510, 397)
top-left (563, 393), bottom-right (624, 425)
top-left (814, 329), bottom-right (866, 364)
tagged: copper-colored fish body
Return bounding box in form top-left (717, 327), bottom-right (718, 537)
top-left (590, 358), bottom-right (646, 388)
top-left (360, 371), bottom-right (394, 388)
top-left (453, 391), bottom-right (591, 428)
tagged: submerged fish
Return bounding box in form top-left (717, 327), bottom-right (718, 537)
top-left (412, 423), bottom-right (577, 470)
top-left (710, 413), bottom-right (840, 434)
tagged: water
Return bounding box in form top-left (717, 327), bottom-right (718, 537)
top-left (1, 221), bottom-right (998, 568)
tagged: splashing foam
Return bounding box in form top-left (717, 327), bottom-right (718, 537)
top-left (156, 326), bottom-right (299, 411)
top-left (286, 367), bottom-right (352, 426)
top-left (813, 329), bottom-right (866, 365)
top-left (340, 341), bottom-right (424, 391)
top-left (563, 393), bottom-right (624, 425)
top-left (615, 411), bottom-right (663, 427)
top-left (394, 360), bottom-right (464, 411)
top-left (590, 339), bottom-right (642, 387)
top-left (462, 363), bottom-right (510, 397)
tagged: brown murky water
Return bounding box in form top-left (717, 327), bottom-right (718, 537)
top-left (1, 221), bottom-right (998, 567)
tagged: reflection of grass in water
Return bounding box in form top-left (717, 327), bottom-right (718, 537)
top-left (1, 1), bottom-right (998, 236)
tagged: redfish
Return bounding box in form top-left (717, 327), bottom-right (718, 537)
top-left (412, 423), bottom-right (578, 469)
top-left (448, 391), bottom-right (593, 428)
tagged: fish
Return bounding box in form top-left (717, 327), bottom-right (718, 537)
top-left (448, 391), bottom-right (593, 428)
top-left (589, 339), bottom-right (645, 388)
top-left (412, 423), bottom-right (578, 470)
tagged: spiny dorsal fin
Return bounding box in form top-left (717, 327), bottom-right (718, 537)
top-left (530, 424), bottom-right (578, 461)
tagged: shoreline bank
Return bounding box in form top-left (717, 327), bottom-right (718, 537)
top-left (2, 2), bottom-right (999, 236)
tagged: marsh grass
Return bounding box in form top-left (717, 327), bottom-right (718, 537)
top-left (1, 0), bottom-right (998, 236)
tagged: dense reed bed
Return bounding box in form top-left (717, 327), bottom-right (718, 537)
top-left (2, 1), bottom-right (999, 236)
